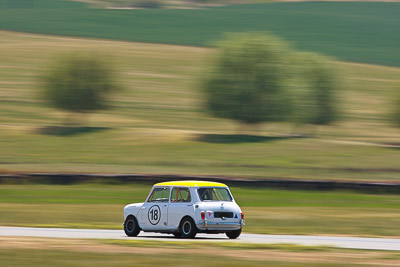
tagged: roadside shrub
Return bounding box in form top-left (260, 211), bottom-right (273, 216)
top-left (202, 32), bottom-right (342, 133)
top-left (289, 52), bottom-right (340, 126)
top-left (42, 53), bottom-right (119, 125)
top-left (203, 32), bottom-right (293, 126)
top-left (392, 84), bottom-right (400, 128)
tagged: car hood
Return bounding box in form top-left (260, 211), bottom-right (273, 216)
top-left (124, 202), bottom-right (144, 210)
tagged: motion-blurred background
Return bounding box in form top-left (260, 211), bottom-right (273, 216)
top-left (0, 0), bottom-right (399, 266)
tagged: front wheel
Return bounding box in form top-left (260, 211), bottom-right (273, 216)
top-left (124, 215), bottom-right (140, 237)
top-left (178, 217), bottom-right (197, 239)
top-left (226, 228), bottom-right (242, 239)
top-left (172, 232), bottom-right (182, 238)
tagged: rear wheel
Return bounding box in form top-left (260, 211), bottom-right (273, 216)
top-left (178, 217), bottom-right (197, 239)
top-left (124, 215), bottom-right (140, 237)
top-left (226, 228), bottom-right (242, 239)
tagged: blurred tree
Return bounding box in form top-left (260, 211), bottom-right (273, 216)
top-left (203, 32), bottom-right (293, 127)
top-left (289, 52), bottom-right (340, 129)
top-left (190, 0), bottom-right (213, 3)
top-left (128, 0), bottom-right (163, 8)
top-left (393, 85), bottom-right (400, 128)
top-left (43, 53), bottom-right (118, 125)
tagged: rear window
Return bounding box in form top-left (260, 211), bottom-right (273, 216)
top-left (197, 187), bottom-right (232, 202)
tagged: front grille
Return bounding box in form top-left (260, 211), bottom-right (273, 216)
top-left (213, 212), bottom-right (234, 218)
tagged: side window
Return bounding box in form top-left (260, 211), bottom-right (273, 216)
top-left (171, 187), bottom-right (191, 203)
top-left (148, 187), bottom-right (170, 202)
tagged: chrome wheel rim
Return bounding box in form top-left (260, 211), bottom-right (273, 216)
top-left (182, 221), bottom-right (191, 235)
top-left (127, 220), bottom-right (134, 232)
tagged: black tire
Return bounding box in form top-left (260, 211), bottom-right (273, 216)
top-left (178, 217), bottom-right (197, 239)
top-left (226, 228), bottom-right (242, 239)
top-left (124, 215), bottom-right (140, 237)
top-left (172, 232), bottom-right (182, 238)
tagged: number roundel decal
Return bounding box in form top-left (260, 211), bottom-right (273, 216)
top-left (148, 205), bottom-right (161, 225)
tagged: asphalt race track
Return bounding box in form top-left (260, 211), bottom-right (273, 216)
top-left (0, 227), bottom-right (399, 251)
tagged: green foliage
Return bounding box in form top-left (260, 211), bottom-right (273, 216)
top-left (203, 33), bottom-right (340, 127)
top-left (203, 32), bottom-right (293, 125)
top-left (128, 0), bottom-right (163, 8)
top-left (42, 53), bottom-right (118, 114)
top-left (289, 53), bottom-right (339, 126)
top-left (393, 85), bottom-right (400, 128)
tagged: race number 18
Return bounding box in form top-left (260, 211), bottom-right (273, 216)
top-left (148, 205), bottom-right (161, 225)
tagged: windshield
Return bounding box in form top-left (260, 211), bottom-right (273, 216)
top-left (197, 187), bottom-right (233, 202)
top-left (148, 187), bottom-right (170, 202)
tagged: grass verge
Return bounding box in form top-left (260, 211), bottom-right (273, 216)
top-left (0, 183), bottom-right (399, 237)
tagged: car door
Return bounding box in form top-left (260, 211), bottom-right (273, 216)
top-left (168, 187), bottom-right (194, 229)
top-left (139, 186), bottom-right (170, 230)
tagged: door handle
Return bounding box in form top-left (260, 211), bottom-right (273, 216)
top-left (141, 207), bottom-right (146, 210)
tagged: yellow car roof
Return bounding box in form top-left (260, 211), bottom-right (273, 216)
top-left (155, 180), bottom-right (228, 187)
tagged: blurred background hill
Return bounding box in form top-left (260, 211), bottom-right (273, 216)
top-left (0, 0), bottom-right (399, 182)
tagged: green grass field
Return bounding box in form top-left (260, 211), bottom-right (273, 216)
top-left (0, 182), bottom-right (399, 237)
top-left (0, 31), bottom-right (400, 181)
top-left (0, 1), bottom-right (399, 66)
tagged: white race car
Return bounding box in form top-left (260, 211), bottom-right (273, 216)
top-left (123, 181), bottom-right (245, 239)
